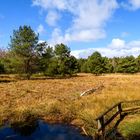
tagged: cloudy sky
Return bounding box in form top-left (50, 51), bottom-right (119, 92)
top-left (0, 0), bottom-right (140, 58)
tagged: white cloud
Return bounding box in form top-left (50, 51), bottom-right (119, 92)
top-left (66, 0), bottom-right (118, 42)
top-left (38, 40), bottom-right (46, 44)
top-left (121, 0), bottom-right (140, 10)
top-left (46, 11), bottom-right (60, 26)
top-left (108, 38), bottom-right (125, 49)
top-left (49, 28), bottom-right (65, 45)
top-left (49, 28), bottom-right (106, 45)
top-left (71, 38), bottom-right (140, 58)
top-left (32, 0), bottom-right (118, 43)
top-left (36, 24), bottom-right (45, 34)
top-left (32, 0), bottom-right (67, 10)
top-left (129, 0), bottom-right (140, 10)
top-left (128, 40), bottom-right (140, 47)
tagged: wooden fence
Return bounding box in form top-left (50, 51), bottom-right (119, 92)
top-left (95, 100), bottom-right (140, 139)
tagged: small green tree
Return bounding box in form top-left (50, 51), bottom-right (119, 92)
top-left (44, 58), bottom-right (58, 76)
top-left (54, 43), bottom-right (78, 76)
top-left (77, 58), bottom-right (87, 72)
top-left (9, 25), bottom-right (39, 79)
top-left (110, 57), bottom-right (120, 73)
top-left (87, 51), bottom-right (105, 75)
top-left (136, 55), bottom-right (140, 72)
top-left (54, 43), bottom-right (70, 58)
top-left (102, 57), bottom-right (113, 73)
top-left (1, 51), bottom-right (18, 74)
top-left (81, 61), bottom-right (90, 73)
top-left (65, 56), bottom-right (79, 75)
top-left (36, 42), bottom-right (54, 73)
top-left (116, 56), bottom-right (138, 73)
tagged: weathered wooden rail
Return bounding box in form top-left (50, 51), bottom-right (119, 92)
top-left (95, 100), bottom-right (140, 139)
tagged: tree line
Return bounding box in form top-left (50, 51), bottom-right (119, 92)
top-left (0, 25), bottom-right (140, 79)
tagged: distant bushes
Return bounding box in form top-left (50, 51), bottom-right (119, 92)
top-left (0, 25), bottom-right (140, 78)
top-left (78, 52), bottom-right (140, 75)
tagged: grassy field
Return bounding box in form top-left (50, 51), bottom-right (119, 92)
top-left (0, 73), bottom-right (140, 138)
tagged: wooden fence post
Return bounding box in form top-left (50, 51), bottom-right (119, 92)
top-left (97, 116), bottom-right (105, 139)
top-left (95, 101), bottom-right (140, 139)
top-left (117, 103), bottom-right (122, 119)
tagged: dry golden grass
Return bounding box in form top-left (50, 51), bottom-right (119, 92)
top-left (0, 73), bottom-right (140, 135)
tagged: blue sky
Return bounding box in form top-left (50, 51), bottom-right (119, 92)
top-left (0, 0), bottom-right (140, 58)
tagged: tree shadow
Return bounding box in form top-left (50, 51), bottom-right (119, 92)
top-left (114, 113), bottom-right (127, 129)
top-left (0, 79), bottom-right (16, 83)
top-left (11, 116), bottom-right (39, 136)
top-left (105, 112), bottom-right (140, 140)
top-left (105, 113), bottom-right (128, 140)
top-left (129, 134), bottom-right (140, 140)
top-left (31, 74), bottom-right (78, 80)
